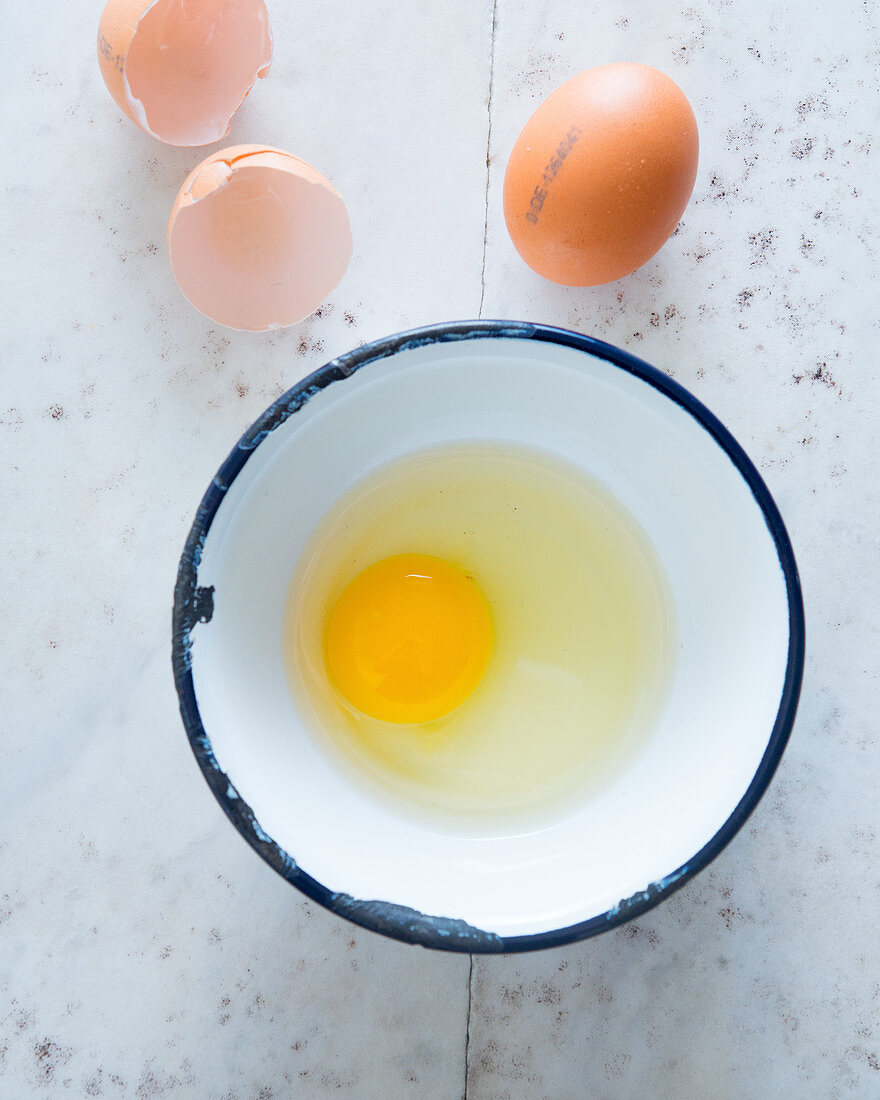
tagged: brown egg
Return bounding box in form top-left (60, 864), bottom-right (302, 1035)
top-left (503, 63), bottom-right (699, 287)
top-left (97, 0), bottom-right (272, 146)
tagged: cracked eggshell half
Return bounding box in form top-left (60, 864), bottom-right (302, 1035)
top-left (167, 145), bottom-right (353, 331)
top-left (97, 0), bottom-right (272, 146)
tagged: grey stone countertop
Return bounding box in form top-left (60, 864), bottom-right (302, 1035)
top-left (2, 0), bottom-right (877, 1096)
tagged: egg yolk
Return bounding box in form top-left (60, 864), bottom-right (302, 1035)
top-left (324, 554), bottom-right (493, 724)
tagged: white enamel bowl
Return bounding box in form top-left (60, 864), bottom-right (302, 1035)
top-left (172, 321), bottom-right (804, 952)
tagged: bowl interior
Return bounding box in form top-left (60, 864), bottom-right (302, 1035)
top-left (184, 329), bottom-right (794, 941)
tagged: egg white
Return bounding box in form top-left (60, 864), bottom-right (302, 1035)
top-left (283, 442), bottom-right (675, 835)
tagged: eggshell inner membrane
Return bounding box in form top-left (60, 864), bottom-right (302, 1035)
top-left (168, 150), bottom-right (353, 331)
top-left (125, 0), bottom-right (271, 145)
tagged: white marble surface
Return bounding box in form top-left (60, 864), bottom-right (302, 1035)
top-left (2, 0), bottom-right (877, 1096)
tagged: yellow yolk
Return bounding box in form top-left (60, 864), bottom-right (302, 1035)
top-left (324, 554), bottom-right (493, 724)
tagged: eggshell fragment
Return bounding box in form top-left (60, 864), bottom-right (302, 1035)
top-left (97, 0), bottom-right (272, 146)
top-left (167, 145), bottom-right (353, 331)
top-left (503, 63), bottom-right (699, 287)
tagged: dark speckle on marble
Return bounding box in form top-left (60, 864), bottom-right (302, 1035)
top-left (748, 227), bottom-right (777, 266)
top-left (33, 1038), bottom-right (73, 1085)
top-left (297, 335), bottom-right (325, 357)
top-left (512, 48), bottom-right (558, 99)
top-left (791, 136), bottom-right (815, 159)
top-left (736, 288), bottom-right (755, 308)
top-left (618, 922), bottom-right (660, 948)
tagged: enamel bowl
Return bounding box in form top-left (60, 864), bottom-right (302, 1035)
top-left (172, 321), bottom-right (804, 952)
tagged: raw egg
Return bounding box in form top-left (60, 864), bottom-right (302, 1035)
top-left (167, 145), bottom-right (352, 330)
top-left (324, 554), bottom-right (493, 725)
top-left (97, 0), bottom-right (272, 146)
top-left (503, 63), bottom-right (699, 286)
top-left (284, 443), bottom-right (675, 831)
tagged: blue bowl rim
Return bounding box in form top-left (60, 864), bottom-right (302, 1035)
top-left (172, 319), bottom-right (805, 954)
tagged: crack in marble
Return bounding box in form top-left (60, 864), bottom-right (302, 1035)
top-left (469, 8), bottom-right (498, 1091)
top-left (478, 0), bottom-right (499, 319)
top-left (463, 954), bottom-right (474, 1099)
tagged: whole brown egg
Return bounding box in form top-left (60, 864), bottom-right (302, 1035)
top-left (503, 63), bottom-right (699, 287)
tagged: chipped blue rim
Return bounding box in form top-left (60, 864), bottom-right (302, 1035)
top-left (172, 320), bottom-right (805, 953)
